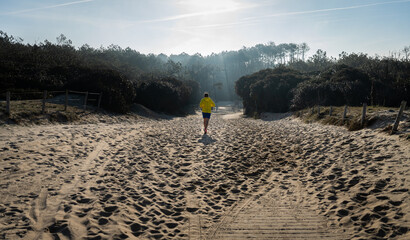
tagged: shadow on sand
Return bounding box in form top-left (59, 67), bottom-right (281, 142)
top-left (259, 112), bottom-right (292, 121)
top-left (198, 134), bottom-right (216, 145)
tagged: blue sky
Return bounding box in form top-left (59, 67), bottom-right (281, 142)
top-left (1, 0), bottom-right (409, 58)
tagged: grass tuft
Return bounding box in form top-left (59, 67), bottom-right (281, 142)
top-left (294, 106), bottom-right (398, 131)
top-left (1, 100), bottom-right (90, 125)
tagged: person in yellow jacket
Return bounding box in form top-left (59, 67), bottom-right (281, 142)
top-left (199, 92), bottom-right (215, 134)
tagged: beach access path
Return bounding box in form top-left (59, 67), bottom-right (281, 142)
top-left (0, 106), bottom-right (408, 239)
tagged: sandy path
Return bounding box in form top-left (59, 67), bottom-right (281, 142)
top-left (208, 172), bottom-right (347, 239)
top-left (0, 107), bottom-right (409, 239)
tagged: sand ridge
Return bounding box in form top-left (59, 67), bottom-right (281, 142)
top-left (0, 108), bottom-right (409, 239)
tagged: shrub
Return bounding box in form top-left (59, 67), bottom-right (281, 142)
top-left (65, 67), bottom-right (135, 113)
top-left (134, 77), bottom-right (193, 114)
top-left (236, 67), bottom-right (308, 115)
top-left (292, 64), bottom-right (371, 110)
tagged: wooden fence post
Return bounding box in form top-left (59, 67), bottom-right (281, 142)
top-left (342, 105), bottom-right (348, 122)
top-left (329, 106), bottom-right (333, 116)
top-left (84, 92), bottom-right (88, 110)
top-left (42, 90), bottom-right (47, 114)
top-left (361, 103), bottom-right (367, 126)
top-left (97, 92), bottom-right (102, 110)
top-left (64, 89), bottom-right (68, 111)
top-left (391, 101), bottom-right (407, 134)
top-left (6, 91), bottom-right (10, 115)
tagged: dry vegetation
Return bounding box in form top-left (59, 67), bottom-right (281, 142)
top-left (0, 95), bottom-right (178, 128)
top-left (294, 105), bottom-right (410, 139)
top-left (0, 100), bottom-right (147, 126)
top-left (0, 100), bottom-right (81, 124)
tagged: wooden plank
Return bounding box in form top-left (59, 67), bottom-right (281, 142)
top-left (210, 191), bottom-right (347, 240)
top-left (342, 105), bottom-right (348, 122)
top-left (391, 101), bottom-right (407, 134)
top-left (83, 92), bottom-right (88, 110)
top-left (42, 90), bottom-right (47, 114)
top-left (361, 103), bottom-right (367, 126)
top-left (6, 91), bottom-right (10, 115)
top-left (97, 92), bottom-right (102, 110)
top-left (64, 89), bottom-right (68, 111)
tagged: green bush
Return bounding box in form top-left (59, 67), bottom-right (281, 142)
top-left (236, 67), bottom-right (307, 115)
top-left (292, 65), bottom-right (371, 109)
top-left (134, 77), bottom-right (193, 114)
top-left (65, 67), bottom-right (135, 113)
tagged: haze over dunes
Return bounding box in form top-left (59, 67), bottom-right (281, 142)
top-left (1, 1), bottom-right (410, 239)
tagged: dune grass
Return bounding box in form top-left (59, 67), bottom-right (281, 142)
top-left (294, 105), bottom-right (399, 131)
top-left (0, 100), bottom-right (88, 125)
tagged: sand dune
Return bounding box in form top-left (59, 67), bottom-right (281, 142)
top-left (0, 108), bottom-right (408, 239)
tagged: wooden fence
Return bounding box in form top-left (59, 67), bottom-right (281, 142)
top-left (2, 90), bottom-right (102, 115)
top-left (310, 101), bottom-right (407, 134)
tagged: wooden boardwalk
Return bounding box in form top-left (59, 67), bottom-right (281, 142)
top-left (201, 179), bottom-right (350, 240)
top-left (209, 203), bottom-right (348, 239)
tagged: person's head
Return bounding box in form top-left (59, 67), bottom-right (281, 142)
top-left (204, 92), bottom-right (209, 98)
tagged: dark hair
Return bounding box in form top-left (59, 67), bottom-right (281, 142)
top-left (204, 93), bottom-right (208, 97)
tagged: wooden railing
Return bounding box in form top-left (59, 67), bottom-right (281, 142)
top-left (310, 101), bottom-right (407, 134)
top-left (2, 90), bottom-right (102, 115)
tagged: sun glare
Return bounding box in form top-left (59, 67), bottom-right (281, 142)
top-left (178, 0), bottom-right (243, 14)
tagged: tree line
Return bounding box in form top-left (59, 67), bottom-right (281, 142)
top-left (236, 50), bottom-right (410, 116)
top-left (0, 31), bottom-right (201, 114)
top-left (1, 30), bottom-right (409, 115)
top-left (1, 31), bottom-right (319, 111)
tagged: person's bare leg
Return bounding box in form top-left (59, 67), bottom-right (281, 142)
top-left (205, 118), bottom-right (209, 130)
top-left (203, 118), bottom-right (207, 133)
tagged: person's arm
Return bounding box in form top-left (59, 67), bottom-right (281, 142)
top-left (199, 99), bottom-right (204, 109)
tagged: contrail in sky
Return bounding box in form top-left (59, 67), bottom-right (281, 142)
top-left (136, 3), bottom-right (260, 24)
top-left (2, 0), bottom-right (96, 15)
top-left (245, 0), bottom-right (410, 21)
top-left (181, 0), bottom-right (410, 30)
top-left (134, 0), bottom-right (410, 25)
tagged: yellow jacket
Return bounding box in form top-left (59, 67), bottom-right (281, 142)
top-left (199, 97), bottom-right (215, 113)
